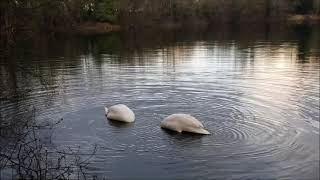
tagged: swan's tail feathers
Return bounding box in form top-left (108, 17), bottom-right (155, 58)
top-left (192, 128), bottom-right (210, 135)
top-left (104, 107), bottom-right (109, 115)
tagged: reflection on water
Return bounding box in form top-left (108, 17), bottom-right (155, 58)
top-left (0, 24), bottom-right (319, 179)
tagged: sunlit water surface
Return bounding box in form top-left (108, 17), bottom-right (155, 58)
top-left (1, 25), bottom-right (319, 179)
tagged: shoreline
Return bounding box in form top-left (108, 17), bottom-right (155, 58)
top-left (75, 14), bottom-right (319, 35)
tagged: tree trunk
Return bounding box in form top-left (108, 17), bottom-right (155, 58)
top-left (265, 0), bottom-right (271, 19)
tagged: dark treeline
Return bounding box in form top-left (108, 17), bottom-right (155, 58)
top-left (1, 0), bottom-right (320, 48)
top-left (119, 0), bottom-right (319, 24)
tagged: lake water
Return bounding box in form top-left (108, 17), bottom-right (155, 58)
top-left (0, 24), bottom-right (319, 179)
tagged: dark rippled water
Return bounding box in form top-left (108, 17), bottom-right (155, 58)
top-left (1, 24), bottom-right (319, 179)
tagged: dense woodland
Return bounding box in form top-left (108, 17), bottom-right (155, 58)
top-left (1, 0), bottom-right (319, 47)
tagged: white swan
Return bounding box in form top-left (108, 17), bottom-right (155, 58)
top-left (160, 114), bottom-right (210, 135)
top-left (105, 104), bottom-right (135, 123)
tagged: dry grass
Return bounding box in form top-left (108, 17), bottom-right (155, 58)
top-left (76, 21), bottom-right (120, 34)
top-left (287, 14), bottom-right (320, 24)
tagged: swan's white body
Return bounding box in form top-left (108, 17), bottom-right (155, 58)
top-left (160, 114), bottom-right (210, 135)
top-left (105, 104), bottom-right (135, 123)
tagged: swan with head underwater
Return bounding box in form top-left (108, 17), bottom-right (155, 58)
top-left (105, 104), bottom-right (135, 123)
top-left (160, 114), bottom-right (210, 135)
